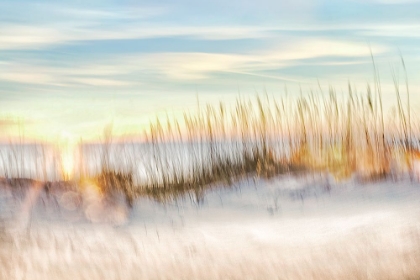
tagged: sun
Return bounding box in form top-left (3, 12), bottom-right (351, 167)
top-left (61, 148), bottom-right (74, 180)
top-left (58, 130), bottom-right (76, 180)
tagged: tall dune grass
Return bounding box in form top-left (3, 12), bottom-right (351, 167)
top-left (0, 63), bottom-right (418, 202)
top-left (95, 77), bottom-right (417, 201)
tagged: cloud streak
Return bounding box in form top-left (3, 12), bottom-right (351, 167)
top-left (1, 17), bottom-right (413, 52)
top-left (0, 39), bottom-right (388, 88)
top-left (0, 24), bottom-right (275, 51)
top-left (0, 61), bottom-right (135, 88)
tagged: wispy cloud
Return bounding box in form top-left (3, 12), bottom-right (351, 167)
top-left (261, 39), bottom-right (387, 61)
top-left (0, 38), bottom-right (388, 88)
top-left (0, 23), bottom-right (274, 51)
top-left (0, 61), bottom-right (135, 87)
top-left (49, 5), bottom-right (168, 21)
top-left (0, 25), bottom-right (67, 50)
top-left (0, 72), bottom-right (56, 85)
top-left (70, 77), bottom-right (134, 87)
top-left (358, 24), bottom-right (420, 37)
top-left (132, 53), bottom-right (249, 80)
top-left (125, 39), bottom-right (387, 80)
top-left (0, 19), bottom-right (409, 52)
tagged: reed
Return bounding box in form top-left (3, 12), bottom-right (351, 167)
top-left (0, 60), bottom-right (417, 202)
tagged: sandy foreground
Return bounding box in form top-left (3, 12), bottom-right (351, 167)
top-left (0, 175), bottom-right (420, 280)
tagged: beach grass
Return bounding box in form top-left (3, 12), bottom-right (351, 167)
top-left (0, 61), bottom-right (418, 203)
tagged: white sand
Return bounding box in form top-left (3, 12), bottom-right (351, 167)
top-left (1, 175), bottom-right (420, 279)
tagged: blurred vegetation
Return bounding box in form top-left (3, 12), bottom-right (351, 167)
top-left (0, 58), bottom-right (419, 203)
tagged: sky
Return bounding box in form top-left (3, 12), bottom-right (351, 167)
top-left (0, 0), bottom-right (420, 143)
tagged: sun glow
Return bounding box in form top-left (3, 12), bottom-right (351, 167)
top-left (61, 148), bottom-right (74, 180)
top-left (58, 130), bottom-right (76, 180)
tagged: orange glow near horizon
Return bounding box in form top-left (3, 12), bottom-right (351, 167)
top-left (61, 148), bottom-right (75, 179)
top-left (57, 130), bottom-right (76, 180)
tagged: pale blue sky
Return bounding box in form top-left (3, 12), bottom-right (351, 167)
top-left (0, 0), bottom-right (420, 141)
